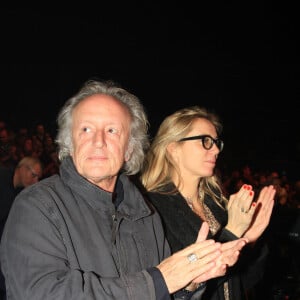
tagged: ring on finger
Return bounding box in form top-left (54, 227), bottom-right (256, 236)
top-left (187, 253), bottom-right (198, 263)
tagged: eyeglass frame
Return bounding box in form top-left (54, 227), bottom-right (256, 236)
top-left (178, 134), bottom-right (224, 152)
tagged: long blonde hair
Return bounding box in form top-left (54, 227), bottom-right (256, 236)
top-left (140, 106), bottom-right (227, 206)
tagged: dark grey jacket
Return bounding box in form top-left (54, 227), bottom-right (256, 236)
top-left (0, 156), bottom-right (170, 300)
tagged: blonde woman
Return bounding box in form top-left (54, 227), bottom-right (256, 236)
top-left (140, 106), bottom-right (275, 300)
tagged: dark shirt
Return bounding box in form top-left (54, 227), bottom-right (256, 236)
top-left (146, 184), bottom-right (269, 300)
top-left (0, 166), bottom-right (22, 238)
top-left (0, 165), bottom-right (22, 300)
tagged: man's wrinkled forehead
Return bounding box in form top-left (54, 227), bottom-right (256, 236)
top-left (73, 94), bottom-right (131, 127)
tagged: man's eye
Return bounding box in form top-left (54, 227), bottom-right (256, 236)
top-left (108, 128), bottom-right (117, 134)
top-left (83, 127), bottom-right (91, 133)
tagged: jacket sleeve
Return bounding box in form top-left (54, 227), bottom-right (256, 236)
top-left (239, 238), bottom-right (269, 289)
top-left (147, 267), bottom-right (171, 300)
top-left (0, 190), bottom-right (166, 300)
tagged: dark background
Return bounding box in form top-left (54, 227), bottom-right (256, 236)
top-left (1, 4), bottom-right (300, 299)
top-left (1, 3), bottom-right (300, 179)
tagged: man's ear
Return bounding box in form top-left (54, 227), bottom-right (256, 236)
top-left (124, 145), bottom-right (133, 162)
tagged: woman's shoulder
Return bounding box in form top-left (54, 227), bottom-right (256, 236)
top-left (146, 191), bottom-right (173, 204)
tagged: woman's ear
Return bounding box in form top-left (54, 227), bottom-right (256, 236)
top-left (166, 142), bottom-right (178, 158)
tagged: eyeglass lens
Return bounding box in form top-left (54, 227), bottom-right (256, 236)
top-left (203, 136), bottom-right (223, 151)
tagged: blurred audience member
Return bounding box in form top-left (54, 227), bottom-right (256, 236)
top-left (0, 156), bottom-right (43, 299)
top-left (0, 156), bottom-right (43, 237)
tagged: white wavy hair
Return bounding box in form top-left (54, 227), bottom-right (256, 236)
top-left (56, 79), bottom-right (150, 175)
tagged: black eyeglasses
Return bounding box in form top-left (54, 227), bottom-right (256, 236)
top-left (178, 135), bottom-right (224, 152)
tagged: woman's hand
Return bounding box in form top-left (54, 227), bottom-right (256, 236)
top-left (243, 185), bottom-right (275, 243)
top-left (225, 184), bottom-right (256, 237)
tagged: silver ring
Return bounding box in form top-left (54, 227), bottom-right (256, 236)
top-left (187, 253), bottom-right (198, 263)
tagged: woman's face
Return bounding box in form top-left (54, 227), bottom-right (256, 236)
top-left (169, 118), bottom-right (221, 181)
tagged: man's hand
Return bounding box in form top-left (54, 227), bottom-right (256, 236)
top-left (157, 222), bottom-right (221, 293)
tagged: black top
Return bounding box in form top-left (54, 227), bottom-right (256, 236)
top-left (146, 183), bottom-right (269, 300)
top-left (0, 165), bottom-right (22, 238)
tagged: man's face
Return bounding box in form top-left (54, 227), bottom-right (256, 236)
top-left (19, 163), bottom-right (43, 188)
top-left (71, 94), bottom-right (131, 191)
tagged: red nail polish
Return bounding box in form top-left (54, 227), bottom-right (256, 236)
top-left (252, 202), bottom-right (256, 206)
top-left (243, 185), bottom-right (248, 190)
top-left (249, 191), bottom-right (253, 196)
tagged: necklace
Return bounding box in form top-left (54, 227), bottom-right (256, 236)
top-left (184, 194), bottom-right (206, 219)
top-left (185, 196), bottom-right (194, 209)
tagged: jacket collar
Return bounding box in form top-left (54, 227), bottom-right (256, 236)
top-left (60, 156), bottom-right (151, 220)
